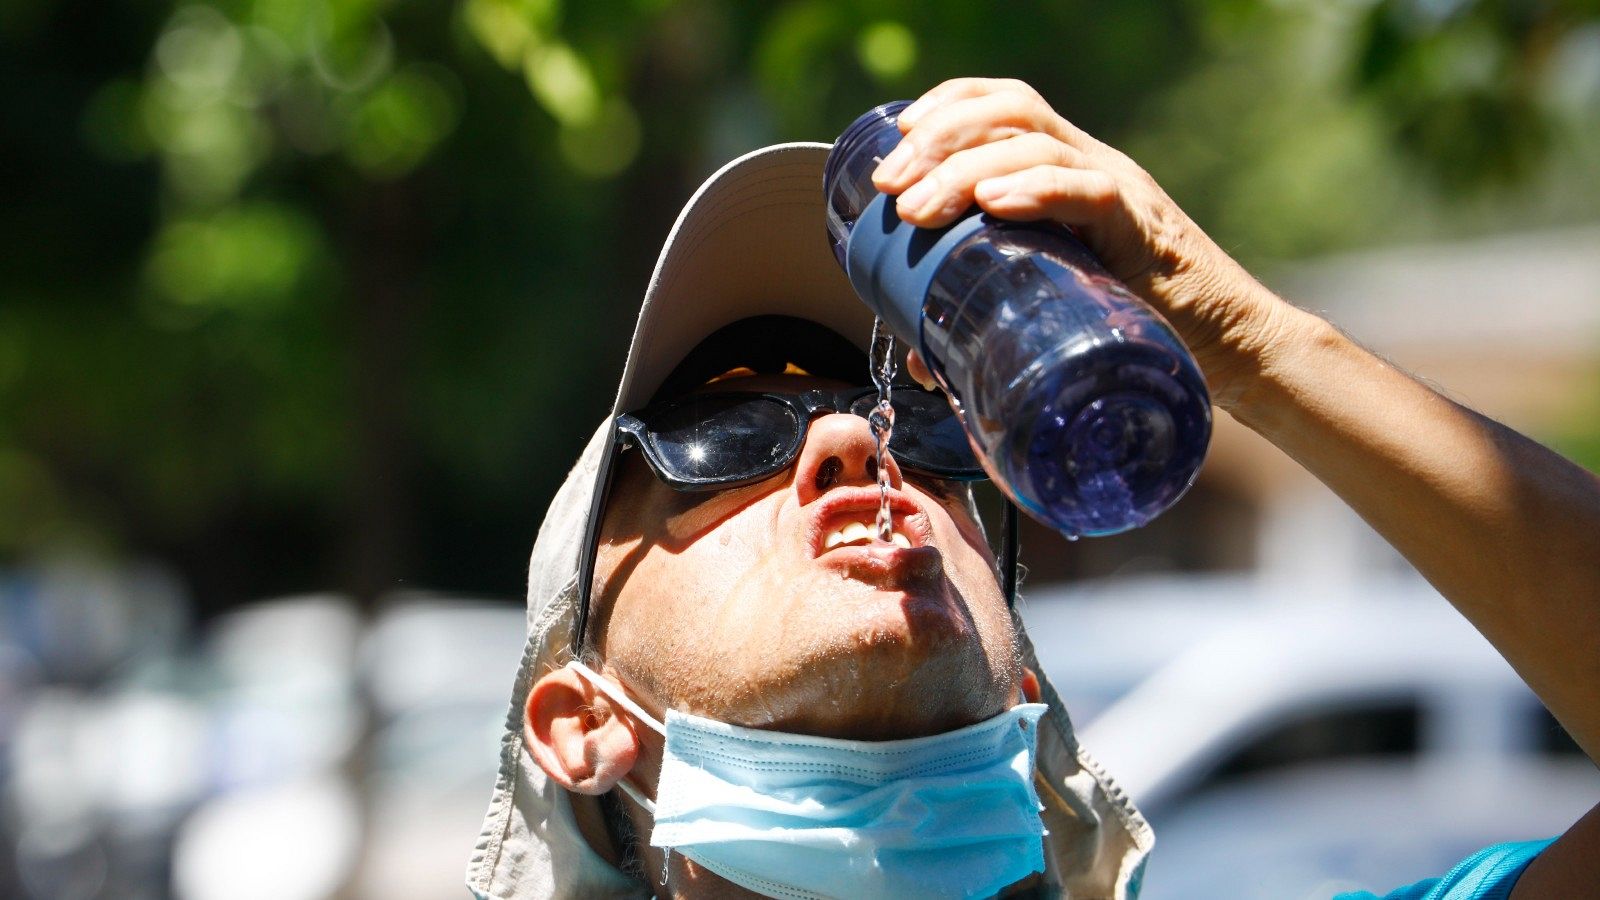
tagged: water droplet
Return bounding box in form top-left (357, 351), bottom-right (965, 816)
top-left (868, 405), bottom-right (894, 433)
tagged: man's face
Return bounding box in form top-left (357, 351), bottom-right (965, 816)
top-left (591, 373), bottom-right (1022, 742)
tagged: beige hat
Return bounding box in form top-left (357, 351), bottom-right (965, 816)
top-left (609, 142), bottom-right (878, 416)
top-left (465, 142), bottom-right (1153, 899)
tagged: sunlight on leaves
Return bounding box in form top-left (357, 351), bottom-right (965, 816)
top-left (523, 39), bottom-right (601, 125)
top-left (558, 95), bottom-right (640, 177)
top-left (856, 21), bottom-right (916, 82)
top-left (344, 66), bottom-right (460, 178)
top-left (146, 203), bottom-right (322, 316)
top-left (464, 0), bottom-right (555, 68)
top-left (155, 5), bottom-right (243, 100)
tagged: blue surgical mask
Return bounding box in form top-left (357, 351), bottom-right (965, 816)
top-left (567, 660), bottom-right (1050, 900)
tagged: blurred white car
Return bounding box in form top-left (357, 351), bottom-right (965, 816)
top-left (1022, 573), bottom-right (1600, 899)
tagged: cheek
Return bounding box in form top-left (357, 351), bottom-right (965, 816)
top-left (601, 548), bottom-right (724, 699)
top-left (677, 507), bottom-right (784, 616)
top-left (601, 506), bottom-right (797, 708)
top-left (943, 538), bottom-right (1004, 624)
top-left (925, 501), bottom-right (1014, 644)
top-left (922, 491), bottom-right (996, 571)
top-left (605, 503), bottom-right (778, 648)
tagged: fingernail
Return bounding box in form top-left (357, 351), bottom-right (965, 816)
top-left (975, 176), bottom-right (1019, 202)
top-left (873, 141), bottom-right (914, 184)
top-left (896, 178), bottom-right (936, 216)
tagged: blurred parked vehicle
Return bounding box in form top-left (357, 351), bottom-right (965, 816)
top-left (7, 566), bottom-right (1596, 900)
top-left (1023, 574), bottom-right (1600, 900)
top-left (0, 575), bottom-right (529, 900)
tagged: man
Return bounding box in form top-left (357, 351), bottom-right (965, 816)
top-left (469, 79), bottom-right (1600, 898)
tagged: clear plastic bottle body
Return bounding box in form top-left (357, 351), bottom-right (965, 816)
top-left (826, 102), bottom-right (1212, 537)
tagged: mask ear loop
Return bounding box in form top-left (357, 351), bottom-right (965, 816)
top-left (567, 661), bottom-right (664, 733)
top-left (565, 660), bottom-right (674, 888)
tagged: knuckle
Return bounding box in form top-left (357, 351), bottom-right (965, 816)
top-left (990, 89), bottom-right (1059, 139)
top-left (937, 146), bottom-right (978, 182)
top-left (1016, 131), bottom-right (1067, 161)
top-left (1085, 171), bottom-right (1120, 206)
top-left (1039, 167), bottom-right (1074, 200)
top-left (995, 166), bottom-right (1049, 204)
top-left (915, 127), bottom-right (959, 162)
top-left (992, 89), bottom-right (1036, 120)
top-left (996, 77), bottom-right (1041, 99)
top-left (1015, 131), bottom-right (1054, 150)
top-left (935, 76), bottom-right (983, 98)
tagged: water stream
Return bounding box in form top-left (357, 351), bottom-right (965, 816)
top-left (868, 318), bottom-right (897, 542)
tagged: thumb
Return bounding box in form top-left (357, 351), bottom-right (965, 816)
top-left (905, 349), bottom-right (938, 390)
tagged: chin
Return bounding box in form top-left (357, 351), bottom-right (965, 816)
top-left (798, 552), bottom-right (979, 647)
top-left (734, 580), bottom-right (1009, 740)
top-left (855, 585), bottom-right (981, 652)
top-left (767, 645), bottom-right (1011, 740)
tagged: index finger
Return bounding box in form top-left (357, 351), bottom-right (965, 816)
top-left (897, 77), bottom-right (1041, 131)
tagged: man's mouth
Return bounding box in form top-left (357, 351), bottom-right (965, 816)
top-left (823, 518), bottom-right (914, 550)
top-left (808, 487), bottom-right (933, 558)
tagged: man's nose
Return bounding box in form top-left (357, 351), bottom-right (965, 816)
top-left (792, 412), bottom-right (904, 504)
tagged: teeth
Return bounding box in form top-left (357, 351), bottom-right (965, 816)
top-left (822, 519), bottom-right (915, 550)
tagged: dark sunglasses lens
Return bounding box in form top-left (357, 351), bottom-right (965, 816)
top-left (853, 390), bottom-right (982, 475)
top-left (644, 395), bottom-right (799, 484)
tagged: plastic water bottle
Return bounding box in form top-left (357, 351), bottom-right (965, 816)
top-left (824, 101), bottom-right (1212, 537)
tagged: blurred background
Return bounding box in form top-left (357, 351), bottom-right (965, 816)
top-left (3, 0), bottom-right (1600, 897)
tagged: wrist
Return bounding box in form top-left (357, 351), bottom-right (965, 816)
top-left (1221, 300), bottom-right (1338, 428)
top-left (1152, 255), bottom-right (1313, 415)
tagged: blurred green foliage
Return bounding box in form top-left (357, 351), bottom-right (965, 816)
top-left (2, 0), bottom-right (1598, 608)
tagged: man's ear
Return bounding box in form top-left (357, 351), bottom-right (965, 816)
top-left (1021, 667), bottom-right (1042, 704)
top-left (524, 666), bottom-right (641, 795)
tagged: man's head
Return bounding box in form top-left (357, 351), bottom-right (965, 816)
top-left (524, 357), bottom-right (1036, 895)
top-left (466, 142), bottom-right (1151, 900)
top-left (584, 316), bottom-right (1031, 725)
top-left (532, 363), bottom-right (1029, 721)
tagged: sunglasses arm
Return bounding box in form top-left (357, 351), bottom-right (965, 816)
top-left (1002, 501), bottom-right (1020, 609)
top-left (573, 430), bottom-right (622, 655)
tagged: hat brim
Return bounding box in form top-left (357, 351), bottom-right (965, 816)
top-left (611, 143), bottom-right (878, 416)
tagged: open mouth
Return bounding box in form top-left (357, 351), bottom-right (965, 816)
top-left (808, 487), bottom-right (933, 558)
top-left (824, 518), bottom-right (914, 550)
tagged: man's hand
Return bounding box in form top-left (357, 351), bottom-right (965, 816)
top-left (871, 77), bottom-right (1299, 409)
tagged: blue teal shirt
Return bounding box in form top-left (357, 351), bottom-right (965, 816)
top-left (1334, 838), bottom-right (1555, 900)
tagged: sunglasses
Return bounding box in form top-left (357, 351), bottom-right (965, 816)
top-left (615, 386), bottom-right (986, 490)
top-left (572, 384), bottom-right (1018, 652)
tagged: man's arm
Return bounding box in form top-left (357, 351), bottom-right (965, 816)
top-left (1231, 304), bottom-right (1600, 761)
top-left (1234, 307), bottom-right (1600, 899)
top-left (879, 79), bottom-right (1600, 885)
top-left (1510, 800), bottom-right (1600, 898)
top-left (880, 76), bottom-right (1600, 759)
